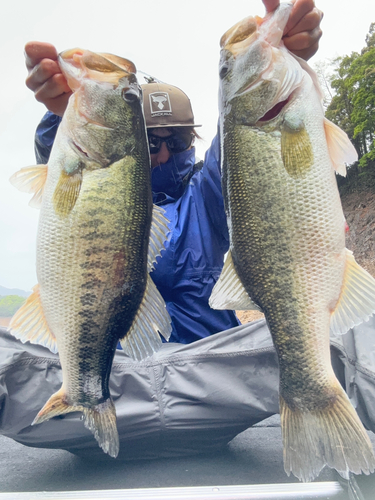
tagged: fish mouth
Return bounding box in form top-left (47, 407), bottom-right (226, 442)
top-left (258, 97), bottom-right (290, 122)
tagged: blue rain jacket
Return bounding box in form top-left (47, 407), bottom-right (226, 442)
top-left (35, 112), bottom-right (240, 343)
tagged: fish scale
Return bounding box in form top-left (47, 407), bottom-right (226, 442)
top-left (39, 155), bottom-right (151, 403)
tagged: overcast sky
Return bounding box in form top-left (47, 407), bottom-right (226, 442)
top-left (1, 0), bottom-right (374, 292)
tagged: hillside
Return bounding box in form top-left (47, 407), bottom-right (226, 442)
top-left (342, 189), bottom-right (375, 277)
top-left (0, 286), bottom-right (31, 298)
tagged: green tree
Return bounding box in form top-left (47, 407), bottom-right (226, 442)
top-left (325, 23), bottom-right (375, 189)
top-left (364, 22), bottom-right (375, 52)
top-left (0, 295), bottom-right (25, 316)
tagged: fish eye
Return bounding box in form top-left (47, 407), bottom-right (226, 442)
top-left (219, 64), bottom-right (229, 79)
top-left (122, 88), bottom-right (139, 103)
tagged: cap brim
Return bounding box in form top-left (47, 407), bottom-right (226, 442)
top-left (146, 123), bottom-right (202, 129)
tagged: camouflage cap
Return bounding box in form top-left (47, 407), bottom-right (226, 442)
top-left (141, 82), bottom-right (201, 129)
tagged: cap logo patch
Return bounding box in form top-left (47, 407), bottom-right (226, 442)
top-left (149, 92), bottom-right (172, 116)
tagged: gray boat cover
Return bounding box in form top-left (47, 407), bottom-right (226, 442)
top-left (1, 318), bottom-right (375, 460)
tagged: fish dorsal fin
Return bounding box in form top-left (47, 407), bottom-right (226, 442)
top-left (209, 251), bottom-right (262, 311)
top-left (8, 285), bottom-right (58, 353)
top-left (9, 165), bottom-right (48, 208)
top-left (330, 249), bottom-right (375, 335)
top-left (120, 275), bottom-right (171, 360)
top-left (148, 204), bottom-right (170, 272)
top-left (324, 118), bottom-right (358, 177)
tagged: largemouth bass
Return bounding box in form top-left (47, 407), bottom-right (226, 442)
top-left (210, 3), bottom-right (375, 481)
top-left (9, 49), bottom-right (171, 457)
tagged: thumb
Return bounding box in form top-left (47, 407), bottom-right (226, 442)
top-left (263, 0), bottom-right (280, 13)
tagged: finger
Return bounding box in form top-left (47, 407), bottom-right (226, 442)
top-left (25, 59), bottom-right (64, 91)
top-left (33, 73), bottom-right (72, 103)
top-left (25, 41), bottom-right (58, 71)
top-left (283, 26), bottom-right (323, 60)
top-left (39, 93), bottom-right (72, 117)
top-left (287, 40), bottom-right (320, 61)
top-left (284, 0), bottom-right (315, 34)
top-left (34, 76), bottom-right (72, 117)
top-left (285, 8), bottom-right (323, 37)
top-left (263, 0), bottom-right (280, 13)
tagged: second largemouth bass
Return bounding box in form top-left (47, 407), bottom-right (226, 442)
top-left (210, 3), bottom-right (375, 482)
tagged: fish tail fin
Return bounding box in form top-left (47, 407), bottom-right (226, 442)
top-left (82, 399), bottom-right (119, 458)
top-left (33, 390), bottom-right (119, 458)
top-left (280, 389), bottom-right (375, 482)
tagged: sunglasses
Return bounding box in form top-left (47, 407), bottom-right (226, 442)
top-left (147, 132), bottom-right (194, 155)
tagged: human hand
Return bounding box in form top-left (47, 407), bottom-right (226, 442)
top-left (263, 0), bottom-right (323, 60)
top-left (25, 42), bottom-right (72, 116)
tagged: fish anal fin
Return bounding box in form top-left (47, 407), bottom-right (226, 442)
top-left (324, 118), bottom-right (358, 176)
top-left (148, 204), bottom-right (170, 272)
top-left (9, 164), bottom-right (48, 208)
top-left (33, 389), bottom-right (119, 458)
top-left (120, 275), bottom-right (171, 361)
top-left (280, 387), bottom-right (375, 482)
top-left (330, 249), bottom-right (375, 335)
top-left (32, 387), bottom-right (76, 425)
top-left (8, 284), bottom-right (58, 353)
top-left (281, 126), bottom-right (313, 178)
top-left (209, 251), bottom-right (261, 311)
top-left (53, 169), bottom-right (83, 217)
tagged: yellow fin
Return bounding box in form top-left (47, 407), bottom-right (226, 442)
top-left (32, 388), bottom-right (76, 424)
top-left (330, 249), bottom-right (375, 335)
top-left (281, 126), bottom-right (313, 178)
top-left (148, 204), bottom-right (170, 272)
top-left (9, 164), bottom-right (48, 208)
top-left (53, 169), bottom-right (82, 217)
top-left (280, 387), bottom-right (375, 482)
top-left (120, 275), bottom-right (171, 361)
top-left (8, 284), bottom-right (57, 353)
top-left (209, 251), bottom-right (261, 311)
top-left (33, 389), bottom-right (119, 458)
top-left (324, 118), bottom-right (358, 176)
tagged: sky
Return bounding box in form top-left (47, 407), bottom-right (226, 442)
top-left (1, 0), bottom-right (374, 292)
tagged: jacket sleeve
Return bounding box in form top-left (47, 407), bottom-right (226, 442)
top-left (35, 111), bottom-right (62, 164)
top-left (200, 131), bottom-right (229, 244)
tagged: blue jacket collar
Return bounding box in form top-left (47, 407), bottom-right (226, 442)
top-left (152, 147), bottom-right (196, 204)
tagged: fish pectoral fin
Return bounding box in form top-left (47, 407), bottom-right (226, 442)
top-left (120, 275), bottom-right (172, 360)
top-left (8, 284), bottom-right (58, 353)
top-left (324, 118), bottom-right (358, 177)
top-left (53, 168), bottom-right (83, 217)
top-left (33, 390), bottom-right (119, 458)
top-left (209, 251), bottom-right (261, 311)
top-left (281, 126), bottom-right (314, 178)
top-left (330, 249), bottom-right (375, 335)
top-left (148, 204), bottom-right (170, 272)
top-left (9, 164), bottom-right (48, 208)
top-left (280, 387), bottom-right (375, 482)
